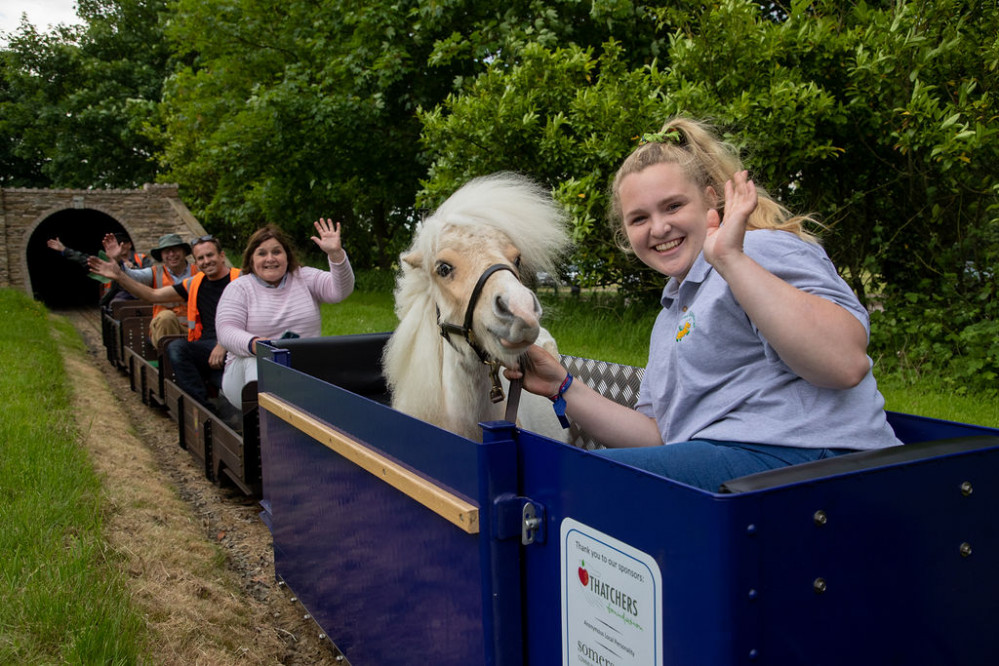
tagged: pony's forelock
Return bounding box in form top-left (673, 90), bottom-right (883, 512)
top-left (415, 173), bottom-right (570, 277)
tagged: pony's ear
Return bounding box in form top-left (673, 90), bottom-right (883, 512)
top-left (402, 251), bottom-right (423, 268)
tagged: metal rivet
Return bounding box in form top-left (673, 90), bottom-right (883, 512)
top-left (318, 633), bottom-right (326, 641)
top-left (749, 648), bottom-right (759, 660)
top-left (960, 542), bottom-right (973, 557)
top-left (746, 523), bottom-right (757, 535)
top-left (290, 597), bottom-right (298, 603)
top-left (961, 481), bottom-right (973, 497)
top-left (748, 588), bottom-right (758, 600)
top-left (813, 510), bottom-right (828, 526)
top-left (813, 577), bottom-right (827, 594)
top-left (304, 613), bottom-right (311, 620)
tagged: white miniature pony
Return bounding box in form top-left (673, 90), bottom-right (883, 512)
top-left (383, 173), bottom-right (571, 442)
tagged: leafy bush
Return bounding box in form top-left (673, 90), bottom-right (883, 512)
top-left (871, 274), bottom-right (998, 396)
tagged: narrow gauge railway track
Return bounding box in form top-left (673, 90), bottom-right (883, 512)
top-left (59, 305), bottom-right (102, 333)
top-left (54, 305), bottom-right (343, 665)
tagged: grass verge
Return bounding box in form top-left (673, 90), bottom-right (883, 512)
top-left (0, 289), bottom-right (145, 663)
top-left (878, 374), bottom-right (999, 428)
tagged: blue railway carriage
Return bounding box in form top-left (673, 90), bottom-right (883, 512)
top-left (257, 333), bottom-right (999, 666)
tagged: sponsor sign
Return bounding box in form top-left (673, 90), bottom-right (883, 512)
top-left (561, 518), bottom-right (663, 666)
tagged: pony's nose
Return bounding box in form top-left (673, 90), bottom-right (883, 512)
top-left (494, 293), bottom-right (511, 318)
top-left (494, 291), bottom-right (542, 323)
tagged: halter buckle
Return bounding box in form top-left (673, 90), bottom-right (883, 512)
top-left (488, 362), bottom-right (505, 403)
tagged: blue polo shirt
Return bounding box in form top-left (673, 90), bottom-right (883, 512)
top-left (636, 229), bottom-right (901, 451)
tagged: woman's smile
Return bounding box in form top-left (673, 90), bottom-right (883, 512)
top-left (654, 238), bottom-right (683, 253)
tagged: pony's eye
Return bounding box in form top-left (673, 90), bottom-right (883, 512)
top-left (435, 262), bottom-right (453, 278)
top-left (514, 255), bottom-right (522, 270)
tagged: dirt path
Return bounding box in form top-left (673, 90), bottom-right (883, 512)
top-left (54, 308), bottom-right (343, 665)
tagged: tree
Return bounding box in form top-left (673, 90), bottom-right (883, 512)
top-left (160, 0), bottom-right (454, 265)
top-left (0, 0), bottom-right (170, 188)
top-left (419, 39), bottom-right (670, 294)
top-left (1, 22), bottom-right (83, 187)
top-left (156, 0), bottom-right (670, 267)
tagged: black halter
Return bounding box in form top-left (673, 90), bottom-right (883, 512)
top-left (438, 263), bottom-right (519, 403)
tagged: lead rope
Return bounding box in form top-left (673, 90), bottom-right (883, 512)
top-left (504, 377), bottom-right (523, 424)
top-left (502, 350), bottom-right (533, 424)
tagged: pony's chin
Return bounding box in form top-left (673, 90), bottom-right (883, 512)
top-left (490, 339), bottom-right (532, 365)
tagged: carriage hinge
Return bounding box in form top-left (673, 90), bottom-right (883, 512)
top-left (493, 495), bottom-right (546, 545)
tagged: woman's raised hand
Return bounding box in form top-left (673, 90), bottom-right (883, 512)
top-left (311, 218), bottom-right (345, 262)
top-left (703, 170), bottom-right (758, 269)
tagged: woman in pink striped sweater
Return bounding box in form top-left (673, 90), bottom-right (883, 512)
top-left (216, 219), bottom-right (355, 406)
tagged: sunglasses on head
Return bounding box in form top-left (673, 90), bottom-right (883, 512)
top-left (193, 234), bottom-right (215, 245)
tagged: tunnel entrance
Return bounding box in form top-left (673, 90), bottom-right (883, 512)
top-left (27, 209), bottom-right (132, 309)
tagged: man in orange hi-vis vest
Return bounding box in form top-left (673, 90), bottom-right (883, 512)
top-left (104, 233), bottom-right (198, 347)
top-left (89, 235), bottom-right (240, 421)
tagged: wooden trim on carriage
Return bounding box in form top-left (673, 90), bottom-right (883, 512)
top-left (259, 391), bottom-right (480, 534)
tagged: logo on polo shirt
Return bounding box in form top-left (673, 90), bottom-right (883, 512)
top-left (676, 311), bottom-right (696, 342)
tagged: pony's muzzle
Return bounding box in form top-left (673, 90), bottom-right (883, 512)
top-left (493, 290), bottom-right (542, 344)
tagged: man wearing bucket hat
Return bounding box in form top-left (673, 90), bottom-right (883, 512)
top-left (104, 232), bottom-right (198, 346)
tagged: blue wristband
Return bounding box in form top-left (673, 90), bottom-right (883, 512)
top-left (549, 374), bottom-right (573, 429)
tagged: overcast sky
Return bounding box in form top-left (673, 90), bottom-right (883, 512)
top-left (1, 0), bottom-right (81, 41)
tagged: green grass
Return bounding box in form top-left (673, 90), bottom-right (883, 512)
top-left (539, 291), bottom-right (656, 367)
top-left (878, 374), bottom-right (999, 428)
top-left (0, 289), bottom-right (145, 664)
top-left (320, 290), bottom-right (397, 336)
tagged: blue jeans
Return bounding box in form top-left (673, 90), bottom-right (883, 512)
top-left (593, 440), bottom-right (850, 492)
top-left (166, 338), bottom-right (223, 405)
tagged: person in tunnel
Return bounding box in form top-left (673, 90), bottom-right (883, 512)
top-left (47, 232), bottom-right (152, 306)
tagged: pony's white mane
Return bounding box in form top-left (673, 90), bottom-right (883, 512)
top-left (384, 173), bottom-right (571, 429)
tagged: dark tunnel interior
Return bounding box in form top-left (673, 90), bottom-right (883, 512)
top-left (27, 209), bottom-right (131, 309)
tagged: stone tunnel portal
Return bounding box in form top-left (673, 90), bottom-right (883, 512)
top-left (27, 208), bottom-right (133, 309)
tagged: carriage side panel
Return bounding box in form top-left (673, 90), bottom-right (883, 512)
top-left (516, 428), bottom-right (999, 665)
top-left (175, 390), bottom-right (213, 479)
top-left (259, 349), bottom-right (514, 666)
top-left (211, 420), bottom-right (260, 496)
